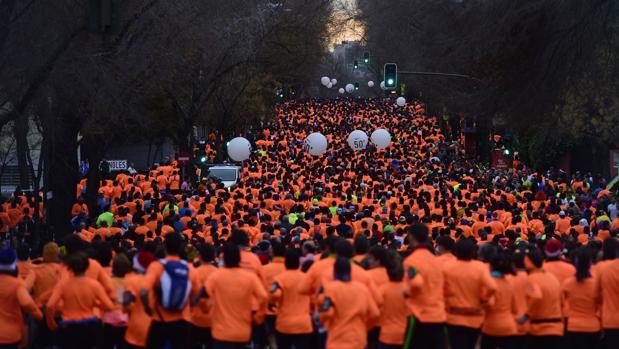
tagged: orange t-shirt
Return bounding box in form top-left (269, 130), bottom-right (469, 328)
top-left (525, 270), bottom-right (564, 336)
top-left (47, 275), bottom-right (115, 322)
top-left (403, 248), bottom-right (446, 323)
top-left (319, 280), bottom-right (380, 349)
top-left (0, 275), bottom-right (42, 345)
top-left (60, 258), bottom-right (115, 299)
top-left (598, 259), bottom-right (619, 329)
top-left (443, 259), bottom-right (497, 329)
top-left (205, 267), bottom-right (268, 342)
top-left (123, 273), bottom-right (152, 348)
top-left (25, 262), bottom-right (63, 307)
top-left (191, 263), bottom-right (218, 328)
top-left (271, 270), bottom-right (313, 334)
top-left (378, 281), bottom-right (408, 345)
top-left (262, 258), bottom-right (286, 315)
top-left (544, 260), bottom-right (576, 285)
top-left (507, 270), bottom-right (529, 335)
top-left (563, 276), bottom-right (601, 333)
top-left (482, 277), bottom-right (517, 336)
top-left (368, 267), bottom-right (389, 288)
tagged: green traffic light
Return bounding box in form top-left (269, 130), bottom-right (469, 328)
top-left (200, 156), bottom-right (207, 162)
top-left (387, 78), bottom-right (394, 85)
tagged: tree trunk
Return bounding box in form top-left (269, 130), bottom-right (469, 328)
top-left (45, 112), bottom-right (79, 239)
top-left (14, 114), bottom-right (31, 190)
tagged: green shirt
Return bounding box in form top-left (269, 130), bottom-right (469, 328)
top-left (96, 211), bottom-right (114, 228)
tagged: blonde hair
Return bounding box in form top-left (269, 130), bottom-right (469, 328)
top-left (43, 242), bottom-right (60, 263)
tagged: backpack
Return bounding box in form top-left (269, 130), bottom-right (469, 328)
top-left (156, 260), bottom-right (191, 311)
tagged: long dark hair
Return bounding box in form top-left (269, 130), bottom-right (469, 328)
top-left (574, 247), bottom-right (592, 282)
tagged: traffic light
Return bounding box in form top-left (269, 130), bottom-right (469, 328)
top-left (353, 60), bottom-right (359, 69)
top-left (195, 145), bottom-right (207, 163)
top-left (384, 63), bottom-right (397, 89)
top-left (363, 52), bottom-right (370, 64)
top-left (354, 82), bottom-right (359, 91)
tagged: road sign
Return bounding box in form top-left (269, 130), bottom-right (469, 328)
top-left (107, 160), bottom-right (127, 171)
top-left (177, 152), bottom-right (190, 165)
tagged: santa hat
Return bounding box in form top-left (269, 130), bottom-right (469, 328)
top-left (0, 248), bottom-right (17, 272)
top-left (544, 238), bottom-right (563, 258)
top-left (133, 251), bottom-right (156, 273)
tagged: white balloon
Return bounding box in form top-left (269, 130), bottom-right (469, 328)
top-left (331, 78), bottom-right (337, 85)
top-left (327, 82), bottom-right (333, 88)
top-left (345, 84), bottom-right (355, 93)
top-left (396, 97), bottom-right (406, 107)
top-left (380, 81), bottom-right (386, 90)
top-left (227, 137), bottom-right (252, 161)
top-left (347, 130), bottom-right (368, 151)
top-left (321, 76), bottom-right (330, 86)
top-left (368, 81), bottom-right (374, 87)
top-left (371, 129), bottom-right (391, 149)
top-left (338, 88), bottom-right (345, 94)
top-left (304, 132), bottom-right (328, 156)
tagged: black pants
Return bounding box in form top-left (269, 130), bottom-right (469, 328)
top-left (447, 325), bottom-right (480, 349)
top-left (403, 316), bottom-right (446, 349)
top-left (275, 332), bottom-right (311, 349)
top-left (566, 331), bottom-right (600, 349)
top-left (527, 335), bottom-right (562, 349)
top-left (29, 315), bottom-right (55, 349)
top-left (378, 342), bottom-right (402, 349)
top-left (191, 326), bottom-right (213, 349)
top-left (59, 320), bottom-right (103, 349)
top-left (368, 327), bottom-right (380, 349)
top-left (601, 329), bottom-right (619, 349)
top-left (212, 340), bottom-right (248, 349)
top-left (0, 343), bottom-right (18, 349)
top-left (103, 325), bottom-right (127, 349)
top-left (251, 323), bottom-right (267, 348)
top-left (146, 320), bottom-right (190, 349)
top-left (480, 334), bottom-right (515, 349)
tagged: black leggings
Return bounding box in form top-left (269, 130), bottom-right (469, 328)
top-left (602, 329), bottom-right (619, 349)
top-left (403, 316), bottom-right (446, 349)
top-left (0, 343), bottom-right (19, 349)
top-left (275, 332), bottom-right (311, 349)
top-left (191, 326), bottom-right (213, 349)
top-left (447, 325), bottom-right (480, 349)
top-left (146, 320), bottom-right (190, 349)
top-left (58, 320), bottom-right (103, 349)
top-left (480, 334), bottom-right (515, 349)
top-left (527, 335), bottom-right (562, 349)
top-left (103, 325), bottom-right (127, 349)
top-left (566, 331), bottom-right (600, 349)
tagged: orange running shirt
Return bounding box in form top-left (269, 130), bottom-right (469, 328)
top-left (205, 268), bottom-right (268, 343)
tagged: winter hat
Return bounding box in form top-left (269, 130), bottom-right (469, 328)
top-left (544, 238), bottom-right (563, 258)
top-left (0, 248), bottom-right (17, 272)
top-left (133, 251), bottom-right (156, 273)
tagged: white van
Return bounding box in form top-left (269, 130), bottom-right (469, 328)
top-left (206, 165), bottom-right (242, 188)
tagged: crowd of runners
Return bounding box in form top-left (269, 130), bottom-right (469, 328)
top-left (1, 98), bottom-right (618, 349)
